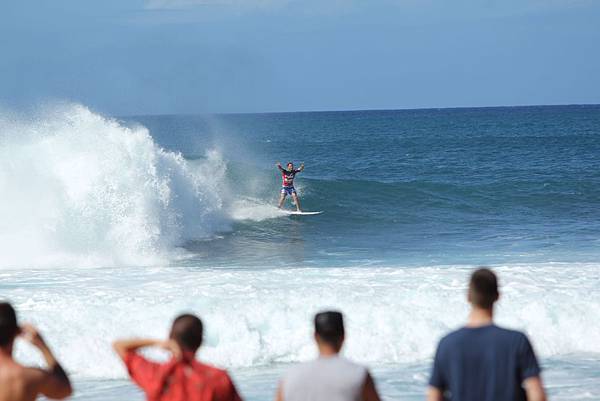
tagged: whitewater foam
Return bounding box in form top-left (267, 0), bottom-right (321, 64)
top-left (0, 105), bottom-right (285, 268)
top-left (229, 198), bottom-right (287, 221)
top-left (4, 263), bottom-right (599, 379)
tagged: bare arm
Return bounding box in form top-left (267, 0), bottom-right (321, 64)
top-left (275, 382), bottom-right (284, 401)
top-left (20, 325), bottom-right (72, 400)
top-left (112, 338), bottom-right (181, 360)
top-left (524, 377), bottom-right (546, 401)
top-left (427, 386), bottom-right (444, 401)
top-left (362, 372), bottom-right (381, 401)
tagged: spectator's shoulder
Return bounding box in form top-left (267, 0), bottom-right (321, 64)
top-left (282, 359), bottom-right (317, 383)
top-left (438, 327), bottom-right (468, 347)
top-left (338, 356), bottom-right (368, 375)
top-left (20, 365), bottom-right (46, 384)
top-left (194, 362), bottom-right (241, 400)
top-left (494, 325), bottom-right (530, 342)
top-left (285, 359), bottom-right (312, 374)
top-left (195, 361), bottom-right (231, 380)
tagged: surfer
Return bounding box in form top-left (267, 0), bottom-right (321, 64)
top-left (277, 162), bottom-right (304, 212)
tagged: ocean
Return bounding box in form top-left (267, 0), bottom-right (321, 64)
top-left (0, 104), bottom-right (599, 400)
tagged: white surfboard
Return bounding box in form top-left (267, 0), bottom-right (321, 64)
top-left (283, 210), bottom-right (323, 216)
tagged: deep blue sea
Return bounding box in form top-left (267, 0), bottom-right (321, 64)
top-left (136, 105), bottom-right (600, 268)
top-left (0, 104), bottom-right (599, 400)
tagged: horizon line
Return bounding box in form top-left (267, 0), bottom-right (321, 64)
top-left (121, 102), bottom-right (600, 119)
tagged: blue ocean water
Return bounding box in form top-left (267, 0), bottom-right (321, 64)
top-left (0, 104), bottom-right (599, 400)
top-left (133, 105), bottom-right (600, 267)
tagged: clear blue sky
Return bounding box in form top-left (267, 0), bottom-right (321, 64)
top-left (2, 0), bottom-right (599, 115)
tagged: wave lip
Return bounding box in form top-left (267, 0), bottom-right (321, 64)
top-left (0, 104), bottom-right (231, 269)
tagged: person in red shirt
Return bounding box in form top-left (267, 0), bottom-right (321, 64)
top-left (113, 314), bottom-right (242, 401)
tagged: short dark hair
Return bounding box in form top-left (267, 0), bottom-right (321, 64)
top-left (469, 268), bottom-right (499, 309)
top-left (314, 311), bottom-right (344, 346)
top-left (287, 162), bottom-right (293, 166)
top-left (0, 302), bottom-right (18, 347)
top-left (169, 314), bottom-right (203, 351)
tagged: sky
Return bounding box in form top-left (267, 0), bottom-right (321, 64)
top-left (1, 0), bottom-right (599, 115)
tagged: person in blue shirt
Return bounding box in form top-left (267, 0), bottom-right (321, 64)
top-left (428, 268), bottom-right (547, 401)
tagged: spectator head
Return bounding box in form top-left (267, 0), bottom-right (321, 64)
top-left (0, 302), bottom-right (18, 349)
top-left (169, 314), bottom-right (203, 352)
top-left (314, 311), bottom-right (345, 351)
top-left (468, 268), bottom-right (499, 310)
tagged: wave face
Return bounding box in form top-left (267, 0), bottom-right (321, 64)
top-left (0, 105), bottom-right (233, 268)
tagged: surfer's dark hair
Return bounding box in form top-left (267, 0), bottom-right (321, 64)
top-left (315, 311), bottom-right (344, 346)
top-left (0, 302), bottom-right (18, 346)
top-left (287, 162), bottom-right (293, 166)
top-left (469, 268), bottom-right (499, 309)
top-left (170, 314), bottom-right (203, 351)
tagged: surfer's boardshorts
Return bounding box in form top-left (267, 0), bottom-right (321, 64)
top-left (281, 186), bottom-right (297, 195)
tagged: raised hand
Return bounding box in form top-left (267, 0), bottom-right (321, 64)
top-left (159, 339), bottom-right (182, 360)
top-left (19, 324), bottom-right (48, 350)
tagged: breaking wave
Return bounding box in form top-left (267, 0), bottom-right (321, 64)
top-left (0, 104), bottom-right (278, 268)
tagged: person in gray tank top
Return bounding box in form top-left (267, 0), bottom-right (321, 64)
top-left (275, 311), bottom-right (381, 401)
